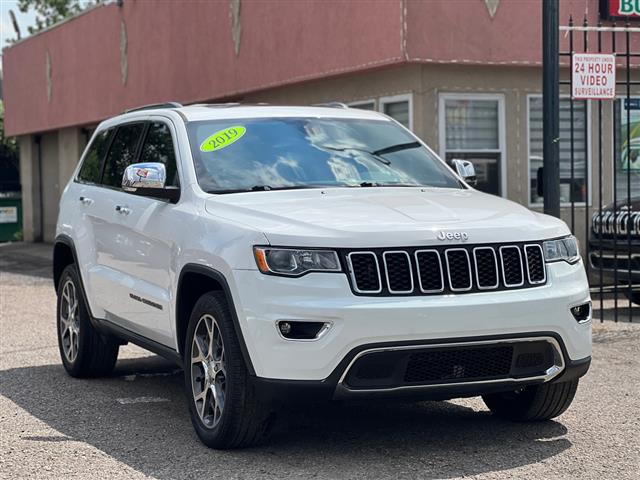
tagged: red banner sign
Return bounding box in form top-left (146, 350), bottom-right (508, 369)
top-left (602, 0), bottom-right (640, 20)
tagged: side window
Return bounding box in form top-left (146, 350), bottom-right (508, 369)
top-left (77, 129), bottom-right (112, 184)
top-left (102, 123), bottom-right (145, 188)
top-left (139, 122), bottom-right (179, 186)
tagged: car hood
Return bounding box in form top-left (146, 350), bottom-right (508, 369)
top-left (204, 187), bottom-right (569, 248)
top-left (602, 196), bottom-right (640, 212)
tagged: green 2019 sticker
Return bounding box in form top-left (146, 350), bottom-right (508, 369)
top-left (200, 126), bottom-right (246, 152)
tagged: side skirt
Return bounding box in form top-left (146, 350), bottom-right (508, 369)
top-left (94, 317), bottom-right (183, 367)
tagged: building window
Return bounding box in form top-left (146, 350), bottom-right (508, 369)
top-left (348, 100), bottom-right (376, 111)
top-left (347, 95), bottom-right (413, 130)
top-left (614, 98), bottom-right (640, 200)
top-left (528, 95), bottom-right (589, 206)
top-left (380, 94), bottom-right (412, 130)
top-left (439, 94), bottom-right (506, 196)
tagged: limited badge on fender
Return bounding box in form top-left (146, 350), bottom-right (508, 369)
top-left (200, 126), bottom-right (246, 152)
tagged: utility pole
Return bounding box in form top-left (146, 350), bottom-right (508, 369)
top-left (542, 0), bottom-right (560, 217)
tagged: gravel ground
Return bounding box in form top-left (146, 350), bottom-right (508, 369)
top-left (1, 242), bottom-right (639, 480)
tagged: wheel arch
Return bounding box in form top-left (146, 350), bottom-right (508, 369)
top-left (53, 235), bottom-right (78, 291)
top-left (53, 234), bottom-right (102, 335)
top-left (176, 264), bottom-right (256, 376)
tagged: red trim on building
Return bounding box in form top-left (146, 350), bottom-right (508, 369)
top-left (2, 0), bottom-right (637, 137)
top-left (3, 1), bottom-right (405, 136)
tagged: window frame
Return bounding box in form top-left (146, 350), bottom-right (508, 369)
top-left (526, 93), bottom-right (592, 208)
top-left (438, 92), bottom-right (507, 198)
top-left (347, 99), bottom-right (377, 111)
top-left (74, 118), bottom-right (182, 198)
top-left (379, 93), bottom-right (413, 131)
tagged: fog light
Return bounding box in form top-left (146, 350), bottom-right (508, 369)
top-left (278, 321), bottom-right (292, 335)
top-left (276, 321), bottom-right (330, 340)
top-left (570, 302), bottom-right (591, 323)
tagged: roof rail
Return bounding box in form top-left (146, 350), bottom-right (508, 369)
top-left (204, 103), bottom-right (242, 108)
top-left (124, 102), bottom-right (183, 114)
top-left (312, 102), bottom-right (349, 109)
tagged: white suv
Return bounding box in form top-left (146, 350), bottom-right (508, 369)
top-left (54, 103), bottom-right (592, 449)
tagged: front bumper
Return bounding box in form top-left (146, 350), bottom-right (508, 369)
top-left (230, 260), bottom-right (592, 384)
top-left (250, 339), bottom-right (591, 402)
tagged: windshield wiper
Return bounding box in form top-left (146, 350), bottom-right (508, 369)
top-left (208, 185), bottom-right (334, 194)
top-left (372, 141), bottom-right (421, 156)
top-left (349, 181), bottom-right (426, 188)
top-left (320, 146), bottom-right (391, 165)
top-left (320, 141), bottom-right (422, 166)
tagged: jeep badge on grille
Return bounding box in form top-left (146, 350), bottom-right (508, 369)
top-left (437, 231), bottom-right (469, 241)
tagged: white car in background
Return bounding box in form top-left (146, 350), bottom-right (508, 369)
top-left (54, 103), bottom-right (592, 449)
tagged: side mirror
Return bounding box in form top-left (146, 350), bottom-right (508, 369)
top-left (452, 159), bottom-right (477, 187)
top-left (122, 162), bottom-right (180, 203)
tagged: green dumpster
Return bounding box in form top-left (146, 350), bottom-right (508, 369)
top-left (0, 193), bottom-right (22, 242)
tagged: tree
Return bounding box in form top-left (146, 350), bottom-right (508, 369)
top-left (9, 0), bottom-right (102, 40)
top-left (0, 101), bottom-right (20, 191)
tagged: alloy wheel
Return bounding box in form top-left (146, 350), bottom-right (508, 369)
top-left (191, 314), bottom-right (227, 429)
top-left (59, 279), bottom-right (80, 363)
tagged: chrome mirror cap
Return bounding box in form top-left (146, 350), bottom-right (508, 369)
top-left (452, 159), bottom-right (477, 187)
top-left (122, 163), bottom-right (167, 191)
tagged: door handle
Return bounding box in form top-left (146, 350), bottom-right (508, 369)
top-left (79, 196), bottom-right (93, 205)
top-left (115, 205), bottom-right (131, 215)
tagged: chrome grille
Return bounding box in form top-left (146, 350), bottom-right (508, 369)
top-left (473, 247), bottom-right (499, 289)
top-left (500, 246), bottom-right (524, 287)
top-left (347, 252), bottom-right (381, 293)
top-left (445, 249), bottom-right (473, 291)
top-left (415, 250), bottom-right (444, 292)
top-left (524, 244), bottom-right (546, 284)
top-left (383, 251), bottom-right (413, 293)
top-left (344, 243), bottom-right (547, 296)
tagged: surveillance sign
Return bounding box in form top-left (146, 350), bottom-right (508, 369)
top-left (572, 53), bottom-right (616, 100)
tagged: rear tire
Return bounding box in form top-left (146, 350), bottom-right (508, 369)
top-left (184, 291), bottom-right (274, 449)
top-left (56, 264), bottom-right (119, 377)
top-left (482, 379), bottom-right (579, 421)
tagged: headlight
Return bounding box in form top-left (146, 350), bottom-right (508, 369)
top-left (253, 247), bottom-right (341, 276)
top-left (543, 236), bottom-right (580, 264)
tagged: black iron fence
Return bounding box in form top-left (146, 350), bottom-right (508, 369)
top-left (559, 17), bottom-right (639, 322)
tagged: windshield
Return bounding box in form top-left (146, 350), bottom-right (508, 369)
top-left (187, 117), bottom-right (462, 193)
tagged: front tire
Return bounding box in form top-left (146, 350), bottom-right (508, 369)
top-left (56, 264), bottom-right (119, 377)
top-left (482, 379), bottom-right (579, 421)
top-left (184, 291), bottom-right (274, 449)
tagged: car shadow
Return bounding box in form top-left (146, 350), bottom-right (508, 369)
top-left (0, 243), bottom-right (52, 280)
top-left (0, 355), bottom-right (573, 479)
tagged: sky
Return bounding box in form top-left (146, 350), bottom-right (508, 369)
top-left (0, 0), bottom-right (37, 52)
